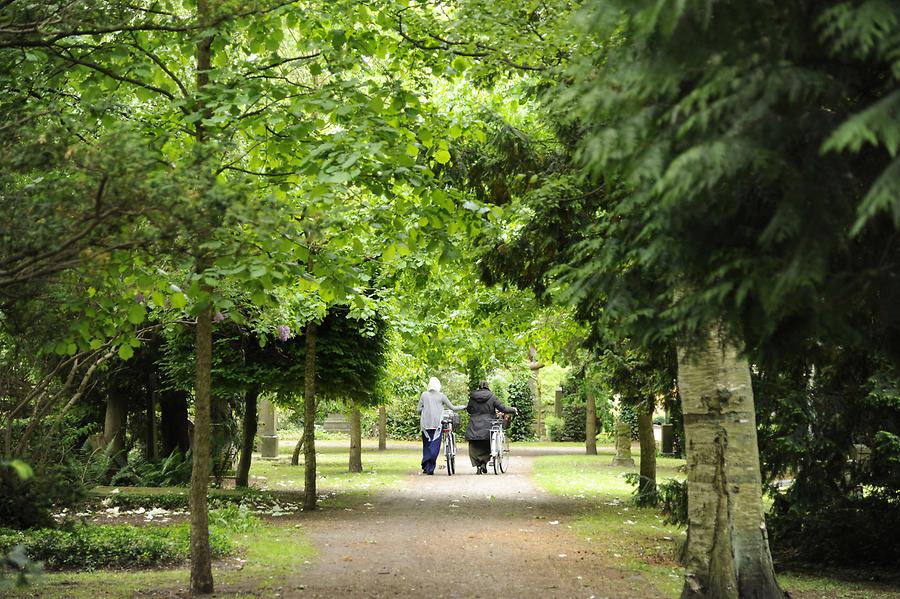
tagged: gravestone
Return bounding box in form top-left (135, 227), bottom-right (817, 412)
top-left (258, 398), bottom-right (279, 458)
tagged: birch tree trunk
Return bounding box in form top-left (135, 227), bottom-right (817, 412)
top-left (585, 391), bottom-right (598, 455)
top-left (348, 403), bottom-right (362, 473)
top-left (677, 324), bottom-right (786, 599)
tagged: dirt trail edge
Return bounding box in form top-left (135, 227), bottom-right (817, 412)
top-left (286, 452), bottom-right (663, 599)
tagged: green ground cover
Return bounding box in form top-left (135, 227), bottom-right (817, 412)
top-left (252, 444), bottom-right (422, 495)
top-left (7, 522), bottom-right (315, 599)
top-left (531, 453), bottom-right (900, 599)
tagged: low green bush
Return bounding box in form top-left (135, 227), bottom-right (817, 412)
top-left (0, 463), bottom-right (87, 530)
top-left (658, 478), bottom-right (688, 527)
top-left (88, 489), bottom-right (303, 511)
top-left (0, 523), bottom-right (233, 570)
top-left (208, 504), bottom-right (260, 533)
top-left (386, 396), bottom-right (420, 441)
top-left (545, 415), bottom-right (565, 442)
top-left (109, 449), bottom-right (192, 488)
top-left (768, 494), bottom-right (900, 566)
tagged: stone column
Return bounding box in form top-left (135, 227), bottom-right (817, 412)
top-left (611, 402), bottom-right (634, 466)
top-left (258, 397), bottom-right (279, 458)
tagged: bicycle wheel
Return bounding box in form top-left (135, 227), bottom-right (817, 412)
top-left (444, 433), bottom-right (453, 476)
top-left (491, 431), bottom-right (501, 475)
top-left (499, 432), bottom-right (510, 473)
top-left (446, 434), bottom-right (455, 476)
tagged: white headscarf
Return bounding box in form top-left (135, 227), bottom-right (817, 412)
top-left (428, 376), bottom-right (442, 392)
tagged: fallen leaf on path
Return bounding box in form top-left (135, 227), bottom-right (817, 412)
top-left (341, 555), bottom-right (353, 561)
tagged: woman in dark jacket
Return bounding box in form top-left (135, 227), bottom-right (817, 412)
top-left (465, 381), bottom-right (517, 474)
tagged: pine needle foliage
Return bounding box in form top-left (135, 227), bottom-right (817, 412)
top-left (555, 0), bottom-right (900, 366)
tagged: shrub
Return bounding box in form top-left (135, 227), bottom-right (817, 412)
top-left (0, 523), bottom-right (233, 570)
top-left (110, 449), bottom-right (192, 488)
top-left (87, 489), bottom-right (302, 512)
top-left (506, 378), bottom-right (535, 442)
top-left (386, 396), bottom-right (420, 441)
top-left (545, 415), bottom-right (565, 442)
top-left (208, 504), bottom-right (260, 533)
top-left (768, 494), bottom-right (900, 566)
top-left (624, 472), bottom-right (658, 507)
top-left (658, 479), bottom-right (688, 527)
top-left (0, 463), bottom-right (87, 530)
top-left (561, 403), bottom-right (587, 441)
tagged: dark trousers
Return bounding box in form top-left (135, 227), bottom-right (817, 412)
top-left (468, 439), bottom-right (491, 467)
top-left (421, 429), bottom-right (442, 474)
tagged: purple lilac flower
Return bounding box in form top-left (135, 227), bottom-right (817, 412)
top-left (212, 311), bottom-right (225, 323)
top-left (276, 325), bottom-right (291, 342)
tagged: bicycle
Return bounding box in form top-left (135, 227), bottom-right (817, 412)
top-left (441, 410), bottom-right (458, 476)
top-left (488, 416), bottom-right (511, 474)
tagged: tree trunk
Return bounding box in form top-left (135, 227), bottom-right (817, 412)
top-left (189, 304), bottom-right (214, 595)
top-left (291, 433), bottom-right (305, 466)
top-left (103, 391), bottom-right (128, 470)
top-left (554, 387), bottom-right (563, 418)
top-left (677, 324), bottom-right (786, 599)
top-left (348, 403), bottom-right (362, 473)
top-left (235, 386), bottom-right (259, 488)
top-left (527, 346), bottom-right (545, 438)
top-left (303, 318), bottom-right (318, 511)
top-left (636, 401), bottom-right (657, 505)
top-left (160, 390), bottom-right (190, 457)
top-left (585, 392), bottom-right (597, 455)
top-left (377, 405), bottom-right (387, 451)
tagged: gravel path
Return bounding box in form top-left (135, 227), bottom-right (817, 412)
top-left (278, 448), bottom-right (663, 599)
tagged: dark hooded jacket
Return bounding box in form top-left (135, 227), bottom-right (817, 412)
top-left (464, 388), bottom-right (515, 441)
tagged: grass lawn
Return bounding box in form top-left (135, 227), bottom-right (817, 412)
top-left (531, 453), bottom-right (900, 599)
top-left (7, 522), bottom-right (315, 599)
top-left (249, 443), bottom-right (422, 496)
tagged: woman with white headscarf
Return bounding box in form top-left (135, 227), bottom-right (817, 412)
top-left (417, 377), bottom-right (463, 475)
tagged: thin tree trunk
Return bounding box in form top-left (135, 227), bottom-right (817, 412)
top-left (189, 0), bottom-right (214, 590)
top-left (303, 318), bottom-right (318, 511)
top-left (377, 405), bottom-right (387, 451)
top-left (348, 403), bottom-right (362, 473)
top-left (677, 324), bottom-right (786, 599)
top-left (636, 401), bottom-right (657, 505)
top-left (585, 392), bottom-right (597, 455)
top-left (235, 386), bottom-right (259, 488)
top-left (189, 304), bottom-right (214, 595)
top-left (291, 433), bottom-right (305, 466)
